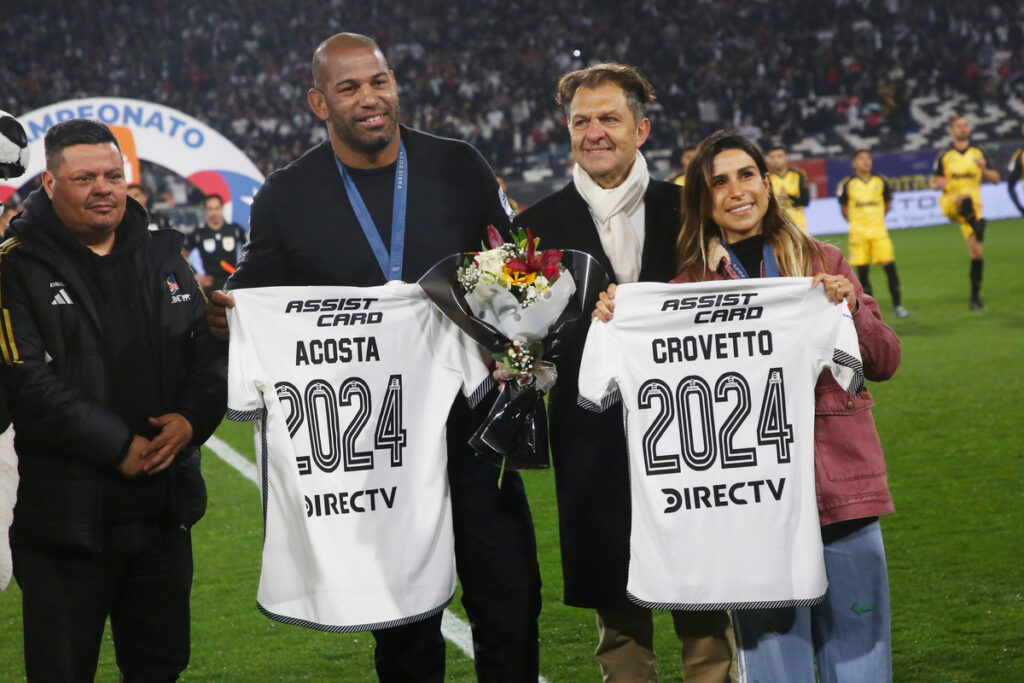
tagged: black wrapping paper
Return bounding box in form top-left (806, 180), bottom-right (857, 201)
top-left (419, 250), bottom-right (609, 470)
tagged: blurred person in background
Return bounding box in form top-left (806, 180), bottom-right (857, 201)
top-left (665, 144), bottom-right (697, 187)
top-left (1006, 118), bottom-right (1024, 218)
top-left (183, 194), bottom-right (247, 291)
top-left (0, 194), bottom-right (23, 237)
top-left (930, 115), bottom-right (999, 310)
top-left (127, 183), bottom-right (174, 232)
top-left (837, 149), bottom-right (909, 318)
top-left (766, 145), bottom-right (809, 233)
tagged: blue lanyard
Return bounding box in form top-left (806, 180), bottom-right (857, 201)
top-left (333, 141), bottom-right (408, 282)
top-left (724, 241), bottom-right (780, 279)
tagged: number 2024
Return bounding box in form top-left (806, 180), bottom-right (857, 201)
top-left (638, 367), bottom-right (794, 476)
top-left (274, 374), bottom-right (407, 475)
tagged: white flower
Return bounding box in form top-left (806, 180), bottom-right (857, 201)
top-left (456, 263), bottom-right (481, 290)
top-left (474, 248), bottom-right (507, 276)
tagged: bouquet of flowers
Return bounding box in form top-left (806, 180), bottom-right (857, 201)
top-left (456, 226), bottom-right (574, 391)
top-left (457, 226), bottom-right (569, 311)
top-left (419, 226), bottom-right (609, 481)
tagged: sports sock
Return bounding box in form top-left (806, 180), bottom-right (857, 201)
top-left (883, 262), bottom-right (901, 307)
top-left (970, 258), bottom-right (983, 301)
top-left (856, 265), bottom-right (872, 297)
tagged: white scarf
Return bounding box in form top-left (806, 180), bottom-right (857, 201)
top-left (573, 149), bottom-right (650, 283)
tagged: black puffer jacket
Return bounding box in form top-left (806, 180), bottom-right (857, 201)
top-left (0, 188), bottom-right (227, 551)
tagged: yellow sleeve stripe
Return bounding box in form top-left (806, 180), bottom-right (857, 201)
top-left (0, 308), bottom-right (20, 365)
top-left (0, 237), bottom-right (23, 365)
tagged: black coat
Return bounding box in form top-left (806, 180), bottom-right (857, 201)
top-left (0, 190), bottom-right (227, 551)
top-left (516, 179), bottom-right (682, 608)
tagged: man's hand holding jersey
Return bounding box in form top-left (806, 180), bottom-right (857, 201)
top-left (206, 290), bottom-right (235, 341)
top-left (592, 283), bottom-right (617, 322)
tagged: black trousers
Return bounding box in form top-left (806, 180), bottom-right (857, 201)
top-left (14, 522), bottom-right (193, 683)
top-left (372, 399), bottom-right (542, 682)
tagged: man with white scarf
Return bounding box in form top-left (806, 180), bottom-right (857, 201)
top-left (515, 64), bottom-right (736, 682)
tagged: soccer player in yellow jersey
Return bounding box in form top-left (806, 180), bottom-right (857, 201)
top-left (930, 114), bottom-right (999, 310)
top-left (1007, 119), bottom-right (1024, 218)
top-left (665, 144), bottom-right (697, 187)
top-left (767, 145), bottom-right (810, 232)
top-left (838, 149), bottom-right (909, 318)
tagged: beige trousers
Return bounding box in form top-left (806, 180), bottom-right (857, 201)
top-left (595, 604), bottom-right (737, 682)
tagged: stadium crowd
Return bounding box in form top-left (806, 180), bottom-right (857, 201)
top-left (3, 0), bottom-right (1022, 178)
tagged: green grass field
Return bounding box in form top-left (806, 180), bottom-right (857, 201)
top-left (1, 219), bottom-right (1021, 681)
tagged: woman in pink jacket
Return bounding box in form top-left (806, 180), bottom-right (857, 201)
top-left (595, 130), bottom-right (899, 682)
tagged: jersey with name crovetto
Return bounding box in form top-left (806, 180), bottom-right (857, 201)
top-left (577, 279), bottom-right (864, 610)
top-left (227, 283), bottom-right (492, 632)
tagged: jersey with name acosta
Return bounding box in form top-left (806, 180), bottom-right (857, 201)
top-left (578, 279), bottom-right (864, 610)
top-left (227, 283), bottom-right (492, 632)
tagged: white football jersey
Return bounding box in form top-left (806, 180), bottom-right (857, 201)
top-left (578, 279), bottom-right (864, 610)
top-left (227, 284), bottom-right (493, 632)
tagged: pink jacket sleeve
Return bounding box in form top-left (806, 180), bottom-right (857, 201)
top-left (820, 244), bottom-right (901, 382)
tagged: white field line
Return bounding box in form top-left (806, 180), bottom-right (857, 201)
top-left (204, 436), bottom-right (550, 682)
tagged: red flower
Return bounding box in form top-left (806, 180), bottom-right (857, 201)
top-left (486, 224), bottom-right (505, 250)
top-left (505, 228), bottom-right (562, 278)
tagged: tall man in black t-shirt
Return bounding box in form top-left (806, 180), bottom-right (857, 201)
top-left (206, 33), bottom-right (540, 682)
top-left (184, 194), bottom-right (247, 292)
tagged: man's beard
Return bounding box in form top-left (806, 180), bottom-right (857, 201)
top-left (331, 108), bottom-right (399, 156)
